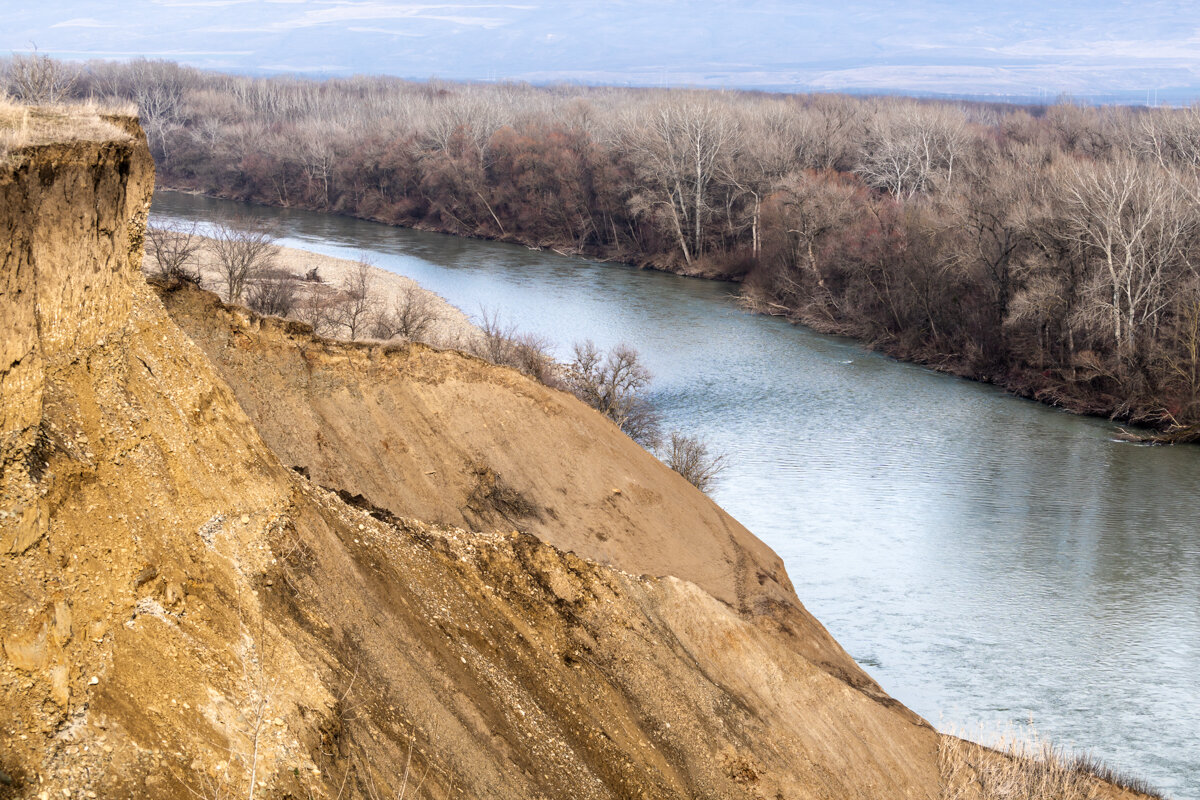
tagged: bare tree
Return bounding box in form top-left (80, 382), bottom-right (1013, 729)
top-left (210, 219), bottom-right (277, 303)
top-left (764, 171), bottom-right (859, 298)
top-left (567, 340), bottom-right (661, 446)
top-left (1137, 105), bottom-right (1200, 210)
top-left (371, 283), bottom-right (440, 342)
top-left (109, 59), bottom-right (190, 162)
top-left (804, 93), bottom-right (863, 171)
top-left (661, 431), bottom-right (728, 494)
top-left (296, 119), bottom-right (340, 209)
top-left (855, 101), bottom-right (967, 200)
top-left (145, 222), bottom-right (203, 283)
top-left (1162, 285), bottom-right (1200, 412)
top-left (1063, 158), bottom-right (1197, 365)
top-left (333, 258), bottom-right (379, 340)
top-left (726, 103), bottom-right (814, 257)
top-left (247, 271), bottom-right (300, 317)
top-left (3, 49), bottom-right (77, 104)
top-left (621, 97), bottom-right (739, 265)
top-left (951, 147), bottom-right (1036, 349)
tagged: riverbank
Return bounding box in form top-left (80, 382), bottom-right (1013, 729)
top-left (747, 295), bottom-right (1173, 437)
top-left (145, 224), bottom-right (482, 350)
top-left (153, 185), bottom-right (743, 280)
top-left (155, 185), bottom-right (1178, 437)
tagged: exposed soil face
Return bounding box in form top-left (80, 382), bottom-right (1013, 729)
top-left (156, 281), bottom-right (888, 696)
top-left (0, 113), bottom-right (1150, 800)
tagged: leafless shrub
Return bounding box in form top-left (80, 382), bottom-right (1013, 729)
top-left (145, 221), bottom-right (203, 283)
top-left (510, 331), bottom-right (560, 386)
top-left (464, 459), bottom-right (539, 521)
top-left (332, 258), bottom-right (380, 340)
top-left (370, 283), bottom-right (440, 341)
top-left (661, 431), bottom-right (728, 493)
top-left (3, 49), bottom-right (77, 105)
top-left (210, 219), bottom-right (278, 303)
top-left (468, 309), bottom-right (561, 386)
top-left (246, 270), bottom-right (300, 317)
top-left (293, 284), bottom-right (340, 336)
top-left (567, 340), bottom-right (662, 447)
top-left (472, 307), bottom-right (521, 364)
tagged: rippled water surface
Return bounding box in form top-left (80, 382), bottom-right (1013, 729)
top-left (155, 191), bottom-right (1200, 798)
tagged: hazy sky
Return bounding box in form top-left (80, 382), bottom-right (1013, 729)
top-left (8, 1), bottom-right (1200, 98)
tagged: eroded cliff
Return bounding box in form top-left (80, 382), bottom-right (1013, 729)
top-left (158, 282), bottom-right (892, 700)
top-left (0, 110), bottom-right (1147, 800)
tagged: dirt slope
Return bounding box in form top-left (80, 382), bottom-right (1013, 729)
top-left (0, 111), bottom-right (1146, 800)
top-left (159, 283), bottom-right (888, 696)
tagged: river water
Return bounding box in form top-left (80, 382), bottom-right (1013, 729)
top-left (153, 191), bottom-right (1200, 798)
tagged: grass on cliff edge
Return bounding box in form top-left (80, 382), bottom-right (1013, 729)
top-left (939, 729), bottom-right (1166, 800)
top-left (0, 98), bottom-right (134, 160)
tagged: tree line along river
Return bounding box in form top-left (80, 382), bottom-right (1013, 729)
top-left (153, 190), bottom-right (1200, 799)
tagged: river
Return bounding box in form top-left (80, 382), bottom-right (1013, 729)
top-left (152, 190), bottom-right (1200, 798)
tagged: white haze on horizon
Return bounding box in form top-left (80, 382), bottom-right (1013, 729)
top-left (7, 1), bottom-right (1200, 100)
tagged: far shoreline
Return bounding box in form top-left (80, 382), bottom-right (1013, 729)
top-left (151, 185), bottom-right (1176, 443)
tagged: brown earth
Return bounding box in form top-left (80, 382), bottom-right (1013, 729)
top-left (156, 281), bottom-right (886, 699)
top-left (0, 110), bottom-right (1152, 800)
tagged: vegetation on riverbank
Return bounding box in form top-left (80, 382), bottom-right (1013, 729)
top-left (146, 223), bottom-right (728, 489)
top-left (17, 58), bottom-right (1200, 430)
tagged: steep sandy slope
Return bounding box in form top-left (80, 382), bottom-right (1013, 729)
top-left (0, 112), bottom-right (1148, 800)
top-left (158, 285), bottom-right (779, 611)
top-left (159, 284), bottom-right (889, 696)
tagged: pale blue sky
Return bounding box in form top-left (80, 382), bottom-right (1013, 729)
top-left (7, 1), bottom-right (1200, 99)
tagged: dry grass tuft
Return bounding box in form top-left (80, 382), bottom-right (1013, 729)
top-left (939, 728), bottom-right (1164, 800)
top-left (939, 733), bottom-right (1096, 800)
top-left (1068, 752), bottom-right (1166, 799)
top-left (95, 98), bottom-right (138, 117)
top-left (0, 99), bottom-right (131, 160)
top-left (0, 97), bottom-right (31, 157)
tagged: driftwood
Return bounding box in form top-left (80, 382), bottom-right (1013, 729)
top-left (1115, 423), bottom-right (1200, 445)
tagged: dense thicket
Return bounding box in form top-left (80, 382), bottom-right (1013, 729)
top-left (24, 58), bottom-right (1200, 426)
